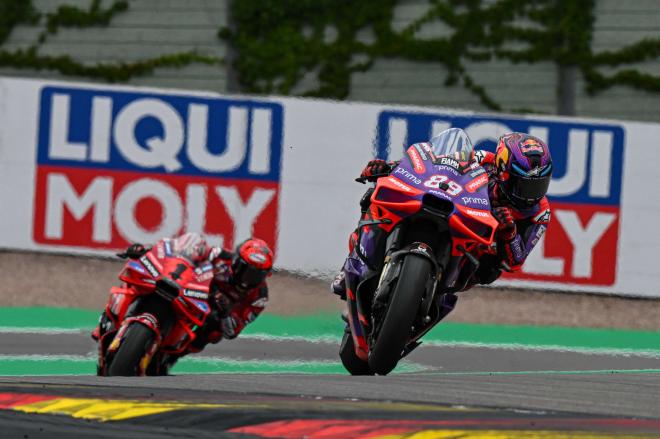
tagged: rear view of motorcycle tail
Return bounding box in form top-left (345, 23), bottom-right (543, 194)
top-left (340, 129), bottom-right (497, 375)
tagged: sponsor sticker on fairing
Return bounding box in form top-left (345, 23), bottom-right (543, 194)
top-left (439, 157), bottom-right (460, 169)
top-left (190, 299), bottom-right (209, 313)
top-left (387, 176), bottom-right (414, 192)
top-left (413, 143), bottom-right (429, 161)
top-left (428, 189), bottom-right (452, 200)
top-left (462, 196), bottom-right (488, 206)
top-left (394, 167), bottom-right (422, 185)
top-left (183, 289), bottom-right (209, 300)
top-left (466, 174), bottom-right (488, 193)
top-left (128, 260), bottom-right (146, 274)
top-left (407, 145), bottom-right (426, 173)
top-left (139, 255), bottom-right (159, 277)
top-left (465, 208), bottom-right (490, 218)
top-left (436, 165), bottom-right (460, 176)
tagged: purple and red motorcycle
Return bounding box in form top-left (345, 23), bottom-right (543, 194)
top-left (340, 128), bottom-right (500, 375)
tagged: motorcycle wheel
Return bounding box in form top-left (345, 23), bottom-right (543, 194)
top-left (368, 254), bottom-right (431, 375)
top-left (107, 323), bottom-right (155, 376)
top-left (339, 329), bottom-right (374, 376)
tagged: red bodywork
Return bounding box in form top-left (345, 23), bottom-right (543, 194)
top-left (97, 239), bottom-right (213, 375)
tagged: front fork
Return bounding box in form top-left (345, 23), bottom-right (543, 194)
top-left (347, 238), bottom-right (456, 361)
top-left (103, 314), bottom-right (162, 376)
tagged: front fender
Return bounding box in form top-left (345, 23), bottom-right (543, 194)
top-left (107, 313), bottom-right (162, 355)
top-left (103, 314), bottom-right (162, 376)
top-left (375, 242), bottom-right (440, 320)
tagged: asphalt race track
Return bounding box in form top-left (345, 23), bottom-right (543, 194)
top-left (1, 331), bottom-right (660, 437)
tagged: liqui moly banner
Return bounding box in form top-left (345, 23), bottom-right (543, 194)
top-left (375, 111), bottom-right (624, 288)
top-left (2, 81), bottom-right (283, 254)
top-left (1, 77), bottom-right (659, 297)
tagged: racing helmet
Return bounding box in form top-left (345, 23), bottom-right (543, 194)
top-left (495, 132), bottom-right (553, 209)
top-left (232, 238), bottom-right (273, 291)
top-left (173, 232), bottom-right (209, 264)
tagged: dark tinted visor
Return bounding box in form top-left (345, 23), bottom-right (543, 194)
top-left (235, 262), bottom-right (268, 288)
top-left (507, 174), bottom-right (551, 203)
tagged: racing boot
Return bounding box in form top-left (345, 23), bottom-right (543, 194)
top-left (331, 270), bottom-right (347, 300)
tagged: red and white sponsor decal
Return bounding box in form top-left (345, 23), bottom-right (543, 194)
top-left (465, 208), bottom-right (490, 218)
top-left (407, 146), bottom-right (426, 174)
top-left (387, 176), bottom-right (414, 192)
top-left (466, 174), bottom-right (488, 193)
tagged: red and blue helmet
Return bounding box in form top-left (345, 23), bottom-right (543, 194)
top-left (495, 132), bottom-right (553, 209)
top-left (232, 238), bottom-right (273, 291)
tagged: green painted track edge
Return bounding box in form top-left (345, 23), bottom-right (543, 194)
top-left (1, 307), bottom-right (660, 353)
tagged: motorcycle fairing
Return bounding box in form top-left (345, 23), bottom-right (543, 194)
top-left (344, 135), bottom-right (499, 361)
top-left (98, 241), bottom-right (214, 375)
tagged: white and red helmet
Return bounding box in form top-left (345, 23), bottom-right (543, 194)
top-left (173, 232), bottom-right (210, 264)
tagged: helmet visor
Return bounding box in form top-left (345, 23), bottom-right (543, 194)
top-left (506, 174), bottom-right (551, 205)
top-left (235, 262), bottom-right (268, 289)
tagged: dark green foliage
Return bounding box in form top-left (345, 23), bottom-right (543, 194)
top-left (0, 0), bottom-right (221, 82)
top-left (0, 0), bottom-right (39, 45)
top-left (0, 48), bottom-right (219, 82)
top-left (45, 0), bottom-right (129, 35)
top-left (1, 0), bottom-right (658, 107)
top-left (221, 0), bottom-right (660, 111)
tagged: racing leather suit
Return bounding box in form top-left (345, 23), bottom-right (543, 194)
top-left (189, 248), bottom-right (269, 352)
top-left (471, 150), bottom-right (551, 284)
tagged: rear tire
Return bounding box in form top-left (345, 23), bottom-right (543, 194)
top-left (339, 329), bottom-right (374, 376)
top-left (107, 323), bottom-right (155, 376)
top-left (368, 255), bottom-right (431, 375)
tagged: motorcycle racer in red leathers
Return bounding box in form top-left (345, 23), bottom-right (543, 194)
top-left (94, 233), bottom-right (273, 368)
top-left (332, 132), bottom-right (553, 297)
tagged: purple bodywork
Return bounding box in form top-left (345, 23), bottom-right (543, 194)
top-left (343, 140), bottom-right (494, 296)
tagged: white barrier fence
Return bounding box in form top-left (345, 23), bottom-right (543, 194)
top-left (1, 77), bottom-right (659, 297)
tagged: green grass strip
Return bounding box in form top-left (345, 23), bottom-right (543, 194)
top-left (244, 314), bottom-right (660, 354)
top-left (0, 307), bottom-right (99, 330)
top-left (0, 355), bottom-right (424, 376)
top-left (2, 307), bottom-right (660, 354)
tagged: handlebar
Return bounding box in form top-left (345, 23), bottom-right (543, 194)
top-left (355, 173), bottom-right (391, 184)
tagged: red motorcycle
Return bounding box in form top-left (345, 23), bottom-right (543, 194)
top-left (95, 238), bottom-right (214, 376)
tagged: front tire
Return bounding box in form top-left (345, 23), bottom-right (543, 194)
top-left (368, 255), bottom-right (431, 375)
top-left (339, 329), bottom-right (374, 375)
top-left (107, 323), bottom-right (155, 376)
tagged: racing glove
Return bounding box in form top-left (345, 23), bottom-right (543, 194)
top-left (215, 292), bottom-right (235, 318)
top-left (116, 243), bottom-right (149, 259)
top-left (360, 159), bottom-right (393, 180)
top-left (492, 207), bottom-right (517, 241)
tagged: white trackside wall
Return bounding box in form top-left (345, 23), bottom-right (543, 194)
top-left (1, 77), bottom-right (659, 297)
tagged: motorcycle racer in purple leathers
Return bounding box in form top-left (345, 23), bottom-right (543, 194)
top-left (332, 131), bottom-right (553, 298)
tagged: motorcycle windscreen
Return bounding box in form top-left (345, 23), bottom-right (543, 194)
top-left (429, 127), bottom-right (474, 159)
